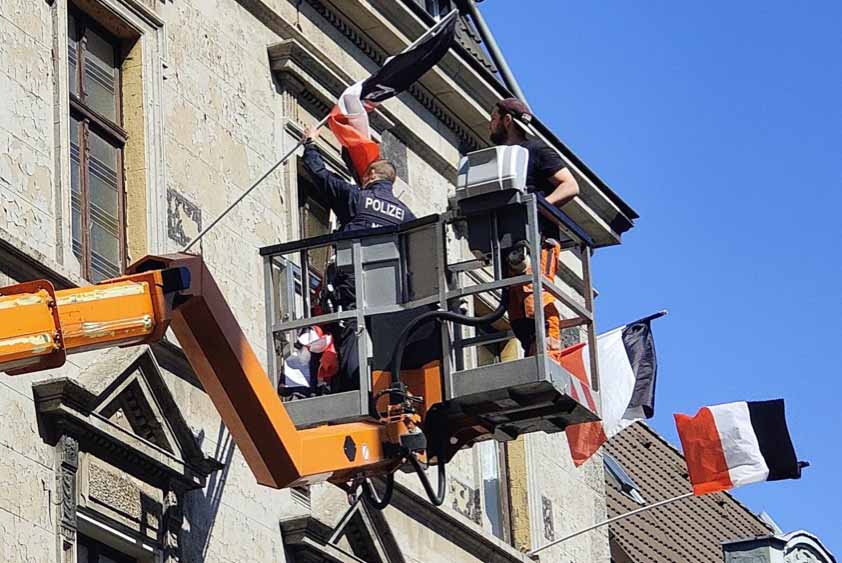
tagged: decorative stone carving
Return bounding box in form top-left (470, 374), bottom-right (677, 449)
top-left (35, 348), bottom-right (223, 560)
top-left (167, 189), bottom-right (202, 247)
top-left (161, 484), bottom-right (185, 563)
top-left (787, 547), bottom-right (823, 563)
top-left (58, 435), bottom-right (79, 546)
top-left (61, 434), bottom-right (79, 468)
top-left (541, 495), bottom-right (554, 541)
top-left (561, 326), bottom-right (583, 349)
top-left (450, 478), bottom-right (480, 524)
top-left (89, 463), bottom-right (144, 520)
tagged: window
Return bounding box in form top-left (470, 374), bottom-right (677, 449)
top-left (477, 340), bottom-right (513, 543)
top-left (298, 175), bottom-right (332, 275)
top-left (77, 535), bottom-right (137, 563)
top-left (604, 454), bottom-right (646, 505)
top-left (68, 8), bottom-right (127, 282)
top-left (298, 173), bottom-right (333, 296)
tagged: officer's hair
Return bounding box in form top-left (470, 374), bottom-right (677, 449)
top-left (366, 160), bottom-right (397, 184)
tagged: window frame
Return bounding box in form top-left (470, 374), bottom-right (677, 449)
top-left (77, 534), bottom-right (138, 563)
top-left (68, 5), bottom-right (128, 282)
top-left (477, 339), bottom-right (514, 544)
top-left (296, 170), bottom-right (334, 279)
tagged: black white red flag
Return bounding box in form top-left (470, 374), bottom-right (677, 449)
top-left (561, 315), bottom-right (660, 466)
top-left (328, 10), bottom-right (458, 178)
top-left (674, 399), bottom-right (807, 495)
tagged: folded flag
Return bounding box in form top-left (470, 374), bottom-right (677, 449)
top-left (674, 399), bottom-right (807, 496)
top-left (562, 313), bottom-right (661, 466)
top-left (328, 10), bottom-right (458, 178)
top-left (298, 326), bottom-right (339, 382)
top-left (283, 347), bottom-right (311, 388)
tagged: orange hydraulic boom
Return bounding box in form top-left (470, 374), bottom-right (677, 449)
top-left (0, 253), bottom-right (415, 490)
top-left (0, 179), bottom-right (604, 507)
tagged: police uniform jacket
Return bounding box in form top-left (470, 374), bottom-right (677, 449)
top-left (302, 143), bottom-right (415, 232)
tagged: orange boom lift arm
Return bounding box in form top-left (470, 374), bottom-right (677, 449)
top-left (0, 253), bottom-right (414, 490)
top-left (0, 150), bottom-right (605, 506)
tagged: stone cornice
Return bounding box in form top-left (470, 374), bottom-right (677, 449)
top-left (280, 516), bottom-right (370, 563)
top-left (241, 0), bottom-right (484, 176)
top-left (303, 0), bottom-right (486, 155)
top-left (268, 38), bottom-right (395, 134)
top-left (33, 374), bottom-right (222, 491)
top-left (0, 227), bottom-right (85, 289)
top-left (267, 36), bottom-right (458, 178)
top-left (295, 0), bottom-right (633, 245)
top-left (389, 481), bottom-right (532, 563)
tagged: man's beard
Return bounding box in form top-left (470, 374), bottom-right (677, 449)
top-left (490, 122), bottom-right (507, 145)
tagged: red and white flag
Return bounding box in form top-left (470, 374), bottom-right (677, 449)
top-left (327, 84), bottom-right (380, 182)
top-left (674, 399), bottom-right (807, 495)
top-left (327, 10), bottom-right (458, 179)
top-left (561, 315), bottom-right (660, 466)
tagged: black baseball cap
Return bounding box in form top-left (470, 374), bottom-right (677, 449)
top-left (496, 97), bottom-right (533, 127)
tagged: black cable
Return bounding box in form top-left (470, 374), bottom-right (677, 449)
top-left (362, 473), bottom-right (395, 510)
top-left (390, 289), bottom-right (509, 385)
top-left (409, 453), bottom-right (447, 506)
top-left (378, 291), bottom-right (509, 507)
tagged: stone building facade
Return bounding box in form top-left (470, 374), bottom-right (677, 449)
top-left (0, 0), bottom-right (637, 562)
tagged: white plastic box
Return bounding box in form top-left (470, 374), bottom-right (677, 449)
top-left (456, 145), bottom-right (529, 200)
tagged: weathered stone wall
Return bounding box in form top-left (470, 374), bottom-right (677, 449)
top-left (157, 362), bottom-right (293, 563)
top-left (525, 434), bottom-right (610, 562)
top-left (0, 368), bottom-right (57, 563)
top-left (0, 0), bottom-right (56, 260)
top-left (0, 0), bottom-right (609, 561)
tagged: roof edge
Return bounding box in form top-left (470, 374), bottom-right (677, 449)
top-left (633, 421), bottom-right (774, 533)
top-left (401, 0), bottom-right (641, 223)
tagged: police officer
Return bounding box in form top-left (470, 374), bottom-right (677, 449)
top-left (301, 124), bottom-right (416, 391)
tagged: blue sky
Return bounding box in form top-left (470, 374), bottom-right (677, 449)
top-left (482, 0), bottom-right (842, 554)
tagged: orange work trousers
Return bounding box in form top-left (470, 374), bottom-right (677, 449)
top-left (507, 240), bottom-right (561, 356)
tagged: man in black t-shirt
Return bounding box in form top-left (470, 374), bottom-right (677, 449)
top-left (488, 98), bottom-right (579, 356)
top-left (489, 98), bottom-right (580, 207)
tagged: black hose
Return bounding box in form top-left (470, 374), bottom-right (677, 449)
top-left (409, 453), bottom-right (447, 506)
top-left (390, 289), bottom-right (509, 385)
top-left (362, 473), bottom-right (395, 510)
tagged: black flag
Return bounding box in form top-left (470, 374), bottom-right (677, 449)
top-left (359, 10), bottom-right (459, 103)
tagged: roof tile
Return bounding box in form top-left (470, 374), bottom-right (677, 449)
top-left (605, 423), bottom-right (772, 563)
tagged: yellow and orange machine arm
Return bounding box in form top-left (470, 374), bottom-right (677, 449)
top-left (0, 253), bottom-right (407, 490)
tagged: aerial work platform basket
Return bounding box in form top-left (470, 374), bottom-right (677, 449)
top-left (261, 145), bottom-right (602, 462)
top-left (0, 146), bottom-right (604, 501)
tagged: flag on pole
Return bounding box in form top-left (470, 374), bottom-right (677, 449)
top-left (561, 315), bottom-right (660, 466)
top-left (674, 399), bottom-right (807, 496)
top-left (328, 85), bottom-right (380, 183)
top-left (328, 10), bottom-right (459, 178)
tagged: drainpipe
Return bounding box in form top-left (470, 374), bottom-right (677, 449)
top-left (455, 0), bottom-right (530, 108)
